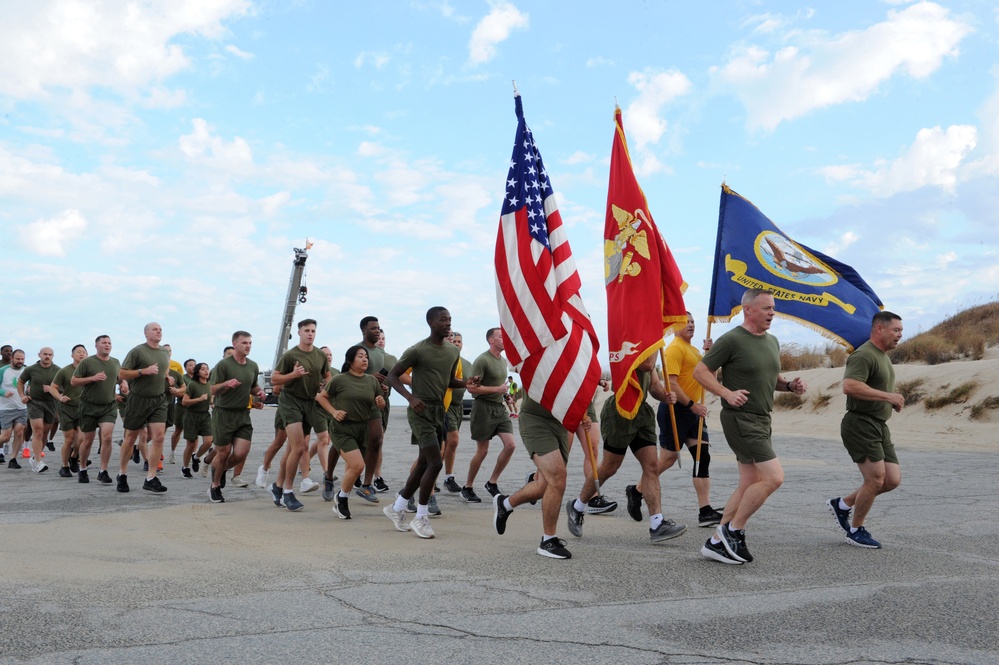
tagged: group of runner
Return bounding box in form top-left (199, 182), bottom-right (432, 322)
top-left (1, 290), bottom-right (905, 562)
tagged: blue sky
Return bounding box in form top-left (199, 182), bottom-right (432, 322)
top-left (2, 0), bottom-right (997, 370)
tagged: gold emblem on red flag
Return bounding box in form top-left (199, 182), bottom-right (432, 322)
top-left (604, 205), bottom-right (652, 285)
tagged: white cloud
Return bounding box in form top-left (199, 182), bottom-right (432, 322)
top-left (307, 63), bottom-right (330, 93)
top-left (260, 191), bottom-right (291, 217)
top-left (821, 125), bottom-right (977, 196)
top-left (179, 118), bottom-right (254, 170)
top-left (467, 2), bottom-right (529, 65)
top-left (586, 57), bottom-right (614, 68)
top-left (0, 0), bottom-right (251, 99)
top-left (225, 44), bottom-right (255, 60)
top-left (823, 231), bottom-right (859, 256)
top-left (357, 141), bottom-right (388, 158)
top-left (354, 51), bottom-right (391, 69)
top-left (19, 209), bottom-right (88, 257)
top-left (564, 151), bottom-right (594, 165)
top-left (713, 2), bottom-right (973, 131)
top-left (623, 68), bottom-right (691, 149)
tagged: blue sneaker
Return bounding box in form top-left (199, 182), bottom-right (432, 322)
top-left (846, 526), bottom-right (881, 549)
top-left (270, 483), bottom-right (284, 507)
top-left (827, 497), bottom-right (852, 533)
top-left (284, 491), bottom-right (304, 512)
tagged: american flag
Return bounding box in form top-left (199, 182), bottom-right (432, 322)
top-left (494, 93), bottom-right (601, 432)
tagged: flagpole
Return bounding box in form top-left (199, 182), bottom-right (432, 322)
top-left (658, 346), bottom-right (682, 469)
top-left (692, 320), bottom-right (712, 476)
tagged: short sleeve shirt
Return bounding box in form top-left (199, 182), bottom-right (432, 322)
top-left (844, 340), bottom-right (895, 421)
top-left (210, 356), bottom-right (260, 410)
top-left (21, 362), bottom-right (60, 402)
top-left (52, 364), bottom-right (83, 405)
top-left (184, 381), bottom-right (212, 413)
top-left (75, 356), bottom-right (121, 405)
top-left (274, 346), bottom-right (329, 400)
top-left (121, 344), bottom-right (170, 398)
top-left (471, 351), bottom-right (508, 405)
top-left (700, 326), bottom-right (781, 416)
top-left (665, 337), bottom-right (703, 403)
top-left (324, 372), bottom-right (382, 422)
top-left (396, 338), bottom-right (459, 404)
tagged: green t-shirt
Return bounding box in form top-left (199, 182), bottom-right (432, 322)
top-left (450, 356), bottom-right (472, 403)
top-left (21, 362), bottom-right (60, 402)
top-left (210, 356), bottom-right (260, 410)
top-left (274, 346), bottom-right (328, 400)
top-left (74, 356), bottom-right (121, 405)
top-left (844, 340), bottom-right (895, 421)
top-left (700, 326), bottom-right (781, 416)
top-left (324, 372), bottom-right (382, 423)
top-left (52, 364), bottom-right (83, 405)
top-left (167, 368), bottom-right (185, 398)
top-left (121, 343), bottom-right (170, 398)
top-left (471, 351), bottom-right (508, 405)
top-left (396, 338), bottom-right (459, 404)
top-left (359, 341), bottom-right (393, 403)
top-left (600, 369), bottom-right (655, 438)
top-left (184, 380), bottom-right (212, 413)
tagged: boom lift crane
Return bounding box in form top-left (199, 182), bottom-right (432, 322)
top-left (262, 244), bottom-right (310, 401)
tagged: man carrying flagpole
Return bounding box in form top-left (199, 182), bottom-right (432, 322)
top-left (491, 89), bottom-right (601, 559)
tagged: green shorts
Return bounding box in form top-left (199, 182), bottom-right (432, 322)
top-left (276, 393), bottom-right (326, 434)
top-left (586, 401), bottom-right (597, 422)
top-left (408, 403), bottom-right (446, 449)
top-left (470, 400), bottom-right (513, 441)
top-left (719, 410), bottom-right (775, 464)
top-left (445, 402), bottom-right (463, 433)
top-left (841, 411), bottom-right (898, 465)
top-left (123, 393), bottom-right (169, 430)
top-left (80, 402), bottom-right (116, 433)
top-left (601, 409), bottom-right (657, 455)
top-left (184, 410), bottom-right (212, 441)
top-left (173, 401), bottom-right (186, 428)
top-left (165, 399), bottom-right (175, 428)
top-left (331, 420), bottom-right (368, 454)
top-left (212, 407), bottom-right (253, 447)
top-left (57, 402), bottom-right (82, 431)
top-left (27, 400), bottom-right (57, 424)
top-left (518, 406), bottom-right (569, 463)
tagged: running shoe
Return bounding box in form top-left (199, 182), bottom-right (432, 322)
top-left (461, 487), bottom-right (482, 503)
top-left (355, 485), bottom-right (379, 503)
top-left (192, 456), bottom-right (201, 473)
top-left (143, 477), bottom-right (167, 493)
top-left (7, 459), bottom-right (21, 469)
top-left (322, 478), bottom-right (336, 502)
top-left (383, 505), bottom-right (411, 532)
top-left (116, 474), bottom-right (129, 493)
top-left (182, 467), bottom-right (193, 478)
top-left (698, 506), bottom-right (723, 528)
top-left (537, 537), bottom-right (571, 559)
top-left (565, 500), bottom-right (584, 538)
top-left (333, 496), bottom-right (351, 520)
top-left (715, 524), bottom-right (747, 563)
top-left (443, 476), bottom-right (461, 493)
top-left (405, 496), bottom-right (417, 513)
top-left (284, 492), bottom-right (304, 512)
top-left (77, 469), bottom-right (89, 484)
top-left (585, 495), bottom-right (618, 515)
top-left (493, 494), bottom-right (512, 535)
top-left (168, 452), bottom-right (175, 464)
top-left (410, 515), bottom-right (435, 539)
top-left (846, 526), bottom-right (881, 549)
top-left (59, 466), bottom-right (72, 478)
top-left (625, 485), bottom-right (643, 522)
top-left (650, 519), bottom-right (687, 542)
top-left (270, 483), bottom-right (284, 506)
top-left (483, 481), bottom-right (501, 497)
top-left (208, 486), bottom-right (225, 503)
top-left (373, 476), bottom-right (390, 493)
top-left (231, 475), bottom-right (248, 488)
top-left (428, 494), bottom-right (442, 517)
top-left (69, 457), bottom-right (80, 473)
top-left (827, 497), bottom-right (852, 534)
top-left (700, 538), bottom-right (743, 564)
top-left (97, 470), bottom-right (112, 484)
top-left (300, 477), bottom-right (319, 493)
top-left (254, 464), bottom-right (267, 488)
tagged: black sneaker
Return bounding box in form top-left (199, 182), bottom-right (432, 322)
top-left (97, 470), bottom-right (113, 484)
top-left (322, 478), bottom-right (336, 501)
top-left (525, 471), bottom-right (537, 505)
top-left (132, 447), bottom-right (140, 464)
top-left (827, 497), bottom-right (852, 534)
top-left (219, 470), bottom-right (226, 489)
top-left (208, 486), bottom-right (225, 503)
top-left (461, 487), bottom-right (482, 503)
top-left (493, 494), bottom-right (512, 535)
top-left (143, 477), bottom-right (167, 493)
top-left (537, 537), bottom-right (572, 559)
top-left (142, 460), bottom-right (149, 472)
top-left (443, 476), bottom-right (461, 493)
top-left (69, 457), bottom-right (80, 473)
top-left (78, 469), bottom-right (89, 484)
top-left (284, 491), bottom-right (304, 512)
top-left (46, 441), bottom-right (55, 451)
top-left (586, 495), bottom-right (618, 515)
top-left (191, 456), bottom-right (200, 472)
top-left (182, 467), bottom-right (193, 478)
top-left (373, 476), bottom-right (390, 493)
top-left (333, 495), bottom-right (351, 519)
top-left (59, 466), bottom-right (72, 478)
top-left (484, 481), bottom-right (501, 497)
top-left (700, 538), bottom-right (743, 565)
top-left (625, 485), bottom-right (643, 521)
top-left (270, 483), bottom-right (284, 506)
top-left (565, 500), bottom-right (584, 538)
top-left (0, 453), bottom-right (5, 464)
top-left (116, 474), bottom-right (129, 493)
top-left (733, 530), bottom-right (753, 562)
top-left (8, 458), bottom-right (22, 469)
top-left (698, 506), bottom-right (723, 527)
top-left (353, 477), bottom-right (362, 488)
top-left (716, 524), bottom-right (750, 563)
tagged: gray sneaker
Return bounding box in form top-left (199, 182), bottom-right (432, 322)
top-left (565, 500), bottom-right (584, 538)
top-left (650, 519), bottom-right (687, 542)
top-left (383, 504), bottom-right (411, 532)
top-left (428, 494), bottom-right (442, 517)
top-left (322, 478), bottom-right (336, 502)
top-left (355, 485), bottom-right (380, 503)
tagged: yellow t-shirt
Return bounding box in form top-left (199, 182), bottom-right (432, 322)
top-left (665, 337), bottom-right (703, 403)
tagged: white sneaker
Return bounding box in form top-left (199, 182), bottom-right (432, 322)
top-left (231, 475), bottom-right (248, 488)
top-left (383, 505), bottom-right (411, 532)
top-left (410, 515), bottom-right (435, 539)
top-left (255, 465), bottom-right (269, 489)
top-left (200, 462), bottom-right (209, 478)
top-left (300, 477), bottom-right (319, 493)
top-left (168, 452), bottom-right (175, 464)
top-left (29, 457), bottom-right (38, 472)
top-left (33, 459), bottom-right (48, 474)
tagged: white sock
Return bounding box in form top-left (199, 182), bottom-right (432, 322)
top-left (850, 526), bottom-right (859, 533)
top-left (393, 495), bottom-right (408, 512)
top-left (573, 499), bottom-right (587, 512)
top-left (504, 497), bottom-right (514, 511)
top-left (339, 491), bottom-right (349, 498)
top-left (416, 504), bottom-right (429, 518)
top-left (650, 513), bottom-right (663, 530)
top-left (445, 474), bottom-right (453, 480)
top-left (839, 498), bottom-right (851, 511)
top-left (543, 533), bottom-right (557, 542)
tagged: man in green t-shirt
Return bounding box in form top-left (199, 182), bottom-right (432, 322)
top-left (50, 344), bottom-right (87, 479)
top-left (385, 307), bottom-right (479, 539)
top-left (441, 331), bottom-right (472, 494)
top-left (460, 327), bottom-right (516, 502)
top-left (270, 318), bottom-right (330, 512)
top-left (827, 312), bottom-right (905, 550)
top-left (208, 331), bottom-right (265, 503)
top-left (694, 288), bottom-right (808, 565)
top-left (72, 335), bottom-right (121, 483)
top-left (18, 347), bottom-right (60, 473)
top-left (117, 322), bottom-right (172, 494)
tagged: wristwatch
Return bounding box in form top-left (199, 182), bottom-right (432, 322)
top-left (686, 399), bottom-right (694, 407)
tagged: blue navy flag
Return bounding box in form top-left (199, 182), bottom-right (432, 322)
top-left (708, 184), bottom-right (883, 351)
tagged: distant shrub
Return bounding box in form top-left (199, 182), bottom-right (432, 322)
top-left (970, 396), bottom-right (999, 421)
top-left (773, 393), bottom-right (805, 410)
top-left (888, 301), bottom-right (999, 365)
top-left (895, 379), bottom-right (925, 407)
top-left (955, 331), bottom-right (987, 361)
top-left (924, 381), bottom-right (979, 410)
top-left (890, 334), bottom-right (955, 365)
top-left (811, 393), bottom-right (833, 410)
top-left (825, 344), bottom-right (848, 368)
top-left (780, 343), bottom-right (826, 371)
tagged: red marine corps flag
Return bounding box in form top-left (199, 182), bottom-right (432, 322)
top-left (605, 106), bottom-right (687, 418)
top-left (495, 92), bottom-right (601, 432)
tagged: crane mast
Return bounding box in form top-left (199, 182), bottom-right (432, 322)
top-left (263, 246), bottom-right (309, 399)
